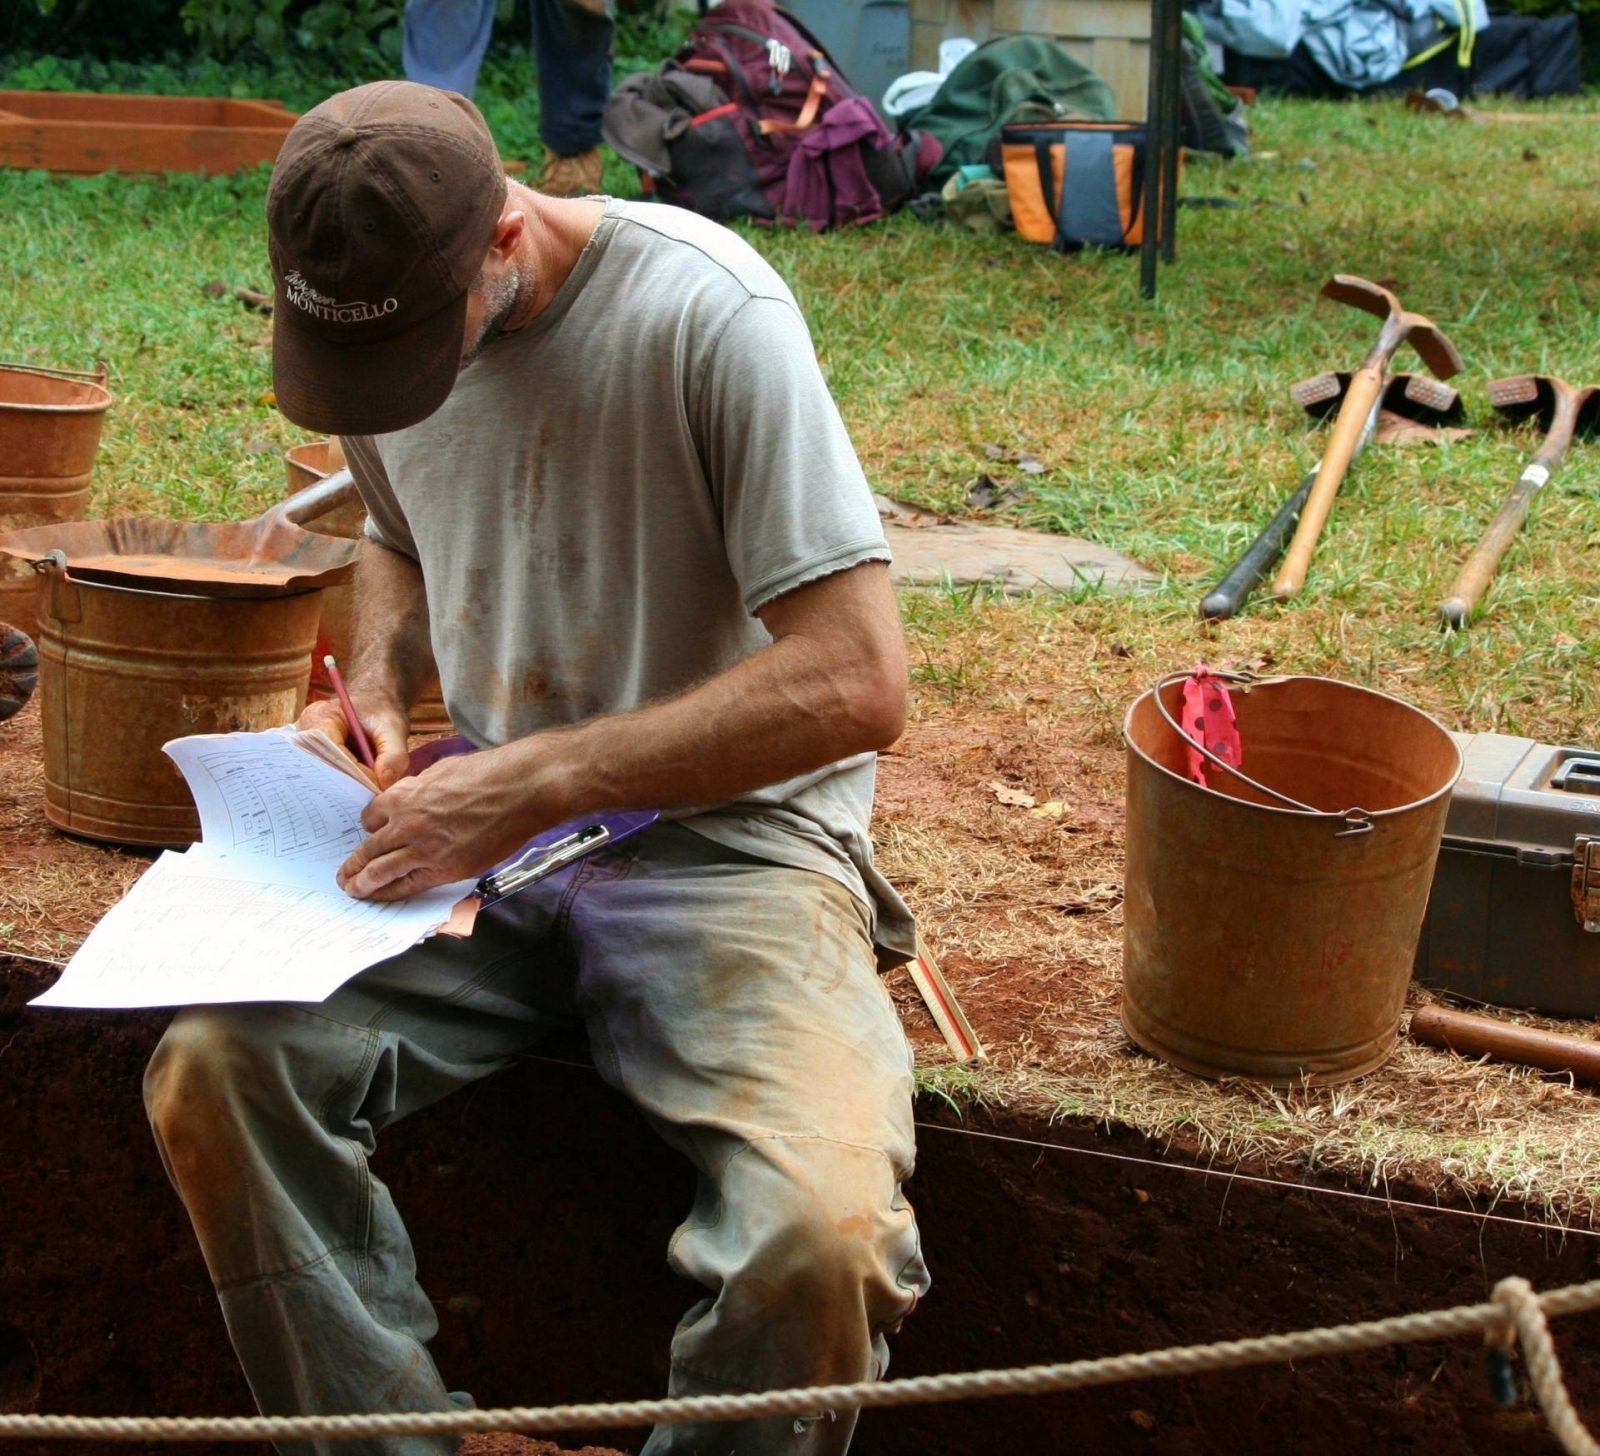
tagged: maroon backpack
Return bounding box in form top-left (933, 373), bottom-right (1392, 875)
top-left (602, 0), bottom-right (939, 231)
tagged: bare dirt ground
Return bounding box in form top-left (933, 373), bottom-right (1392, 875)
top-left (5, 596), bottom-right (1600, 1223)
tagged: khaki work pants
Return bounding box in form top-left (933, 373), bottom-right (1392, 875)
top-left (144, 823), bottom-right (929, 1456)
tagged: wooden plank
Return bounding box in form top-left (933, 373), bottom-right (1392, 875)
top-left (909, 20), bottom-right (945, 69)
top-left (0, 120), bottom-right (294, 175)
top-left (0, 91), bottom-right (290, 126)
top-left (1089, 35), bottom-right (1149, 118)
top-left (991, 0), bottom-right (1151, 40)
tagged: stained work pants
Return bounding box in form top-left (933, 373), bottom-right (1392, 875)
top-left (145, 824), bottom-right (929, 1456)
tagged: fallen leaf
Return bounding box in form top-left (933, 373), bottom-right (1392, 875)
top-left (1376, 411), bottom-right (1474, 446)
top-left (872, 492), bottom-right (946, 527)
top-left (1553, 631), bottom-right (1580, 648)
top-left (966, 474), bottom-right (1029, 511)
top-left (1028, 800), bottom-right (1069, 819)
top-left (982, 441), bottom-right (1006, 460)
top-left (1016, 455), bottom-right (1045, 475)
top-left (987, 780), bottom-right (1036, 808)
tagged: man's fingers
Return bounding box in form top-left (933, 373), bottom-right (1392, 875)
top-left (368, 714), bottom-right (412, 789)
top-left (338, 839), bottom-right (424, 898)
top-left (297, 698), bottom-right (346, 737)
top-left (359, 866), bottom-right (453, 903)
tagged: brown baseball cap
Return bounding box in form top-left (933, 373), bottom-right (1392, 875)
top-left (267, 81), bottom-right (505, 436)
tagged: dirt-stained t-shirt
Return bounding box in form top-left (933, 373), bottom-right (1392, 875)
top-left (342, 197), bottom-right (914, 964)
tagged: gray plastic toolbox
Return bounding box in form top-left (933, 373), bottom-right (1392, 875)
top-left (1415, 731), bottom-right (1600, 1016)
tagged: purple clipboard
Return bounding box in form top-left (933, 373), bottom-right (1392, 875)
top-left (408, 736), bottom-right (659, 905)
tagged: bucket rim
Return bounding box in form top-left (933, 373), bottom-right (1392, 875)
top-left (37, 572), bottom-right (325, 606)
top-left (0, 365), bottom-right (113, 415)
top-left (1122, 672), bottom-right (1464, 824)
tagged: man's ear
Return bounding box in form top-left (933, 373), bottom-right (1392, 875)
top-left (487, 205), bottom-right (526, 265)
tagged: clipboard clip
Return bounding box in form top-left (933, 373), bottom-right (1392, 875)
top-left (476, 823), bottom-right (612, 902)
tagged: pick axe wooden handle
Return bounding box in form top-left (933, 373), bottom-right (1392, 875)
top-left (1272, 365), bottom-right (1385, 600)
top-left (1439, 463), bottom-right (1551, 628)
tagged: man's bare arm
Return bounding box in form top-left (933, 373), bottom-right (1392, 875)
top-left (298, 538), bottom-right (434, 785)
top-left (337, 560), bottom-right (906, 900)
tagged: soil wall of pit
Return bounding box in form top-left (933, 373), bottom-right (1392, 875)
top-left (3, 954), bottom-right (1598, 1455)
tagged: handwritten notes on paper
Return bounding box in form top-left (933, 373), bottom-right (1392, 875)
top-left (31, 729), bottom-right (474, 1010)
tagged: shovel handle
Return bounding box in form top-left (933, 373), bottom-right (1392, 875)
top-left (273, 467), bottom-right (357, 528)
top-left (1273, 366), bottom-right (1385, 600)
top-left (1200, 468), bottom-right (1315, 620)
top-left (1439, 462), bottom-right (1553, 628)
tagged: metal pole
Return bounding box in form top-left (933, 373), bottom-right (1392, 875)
top-left (1138, 0), bottom-right (1168, 299)
top-left (1158, 0), bottom-right (1183, 263)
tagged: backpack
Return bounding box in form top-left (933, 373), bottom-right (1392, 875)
top-left (898, 34), bottom-right (1116, 186)
top-left (602, 0), bottom-right (939, 232)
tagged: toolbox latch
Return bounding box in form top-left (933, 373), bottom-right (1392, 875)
top-left (1572, 836), bottom-right (1600, 932)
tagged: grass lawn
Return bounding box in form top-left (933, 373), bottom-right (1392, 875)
top-left (4, 60), bottom-right (1600, 1213)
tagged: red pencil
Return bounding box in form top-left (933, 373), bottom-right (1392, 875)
top-left (322, 654), bottom-right (376, 770)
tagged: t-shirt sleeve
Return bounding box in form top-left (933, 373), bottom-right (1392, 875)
top-left (694, 294), bottom-right (890, 615)
top-left (341, 434), bottom-right (420, 560)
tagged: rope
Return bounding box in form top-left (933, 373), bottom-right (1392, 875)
top-left (1497, 1277), bottom-right (1600, 1456)
top-left (1, 1276), bottom-right (1598, 1444)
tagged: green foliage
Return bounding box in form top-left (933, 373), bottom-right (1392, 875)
top-left (178, 0), bottom-right (402, 65)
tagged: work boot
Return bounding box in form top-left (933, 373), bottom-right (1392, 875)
top-left (536, 146), bottom-right (604, 197)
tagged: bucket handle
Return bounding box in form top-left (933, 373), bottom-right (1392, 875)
top-left (0, 360), bottom-right (109, 388)
top-left (1153, 670), bottom-right (1374, 836)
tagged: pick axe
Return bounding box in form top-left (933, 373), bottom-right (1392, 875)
top-left (1439, 374), bottom-right (1600, 628)
top-left (1200, 373), bottom-right (1462, 620)
top-left (1271, 276), bottom-right (1464, 601)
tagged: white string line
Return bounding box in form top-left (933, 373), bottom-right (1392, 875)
top-left (1, 1277), bottom-right (1597, 1444)
top-left (912, 1121), bottom-right (1600, 1242)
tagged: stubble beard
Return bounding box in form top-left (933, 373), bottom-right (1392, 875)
top-left (461, 263), bottom-right (524, 369)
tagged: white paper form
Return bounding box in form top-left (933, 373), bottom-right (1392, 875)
top-left (163, 728), bottom-right (374, 862)
top-left (32, 729), bottom-right (475, 1011)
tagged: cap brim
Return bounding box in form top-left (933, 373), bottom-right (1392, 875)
top-left (273, 290), bottom-right (466, 437)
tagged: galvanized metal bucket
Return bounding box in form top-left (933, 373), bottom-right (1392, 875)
top-left (0, 362), bottom-right (112, 635)
top-left (33, 566), bottom-right (323, 846)
top-left (284, 439), bottom-right (453, 734)
top-left (1122, 673), bottom-right (1462, 1085)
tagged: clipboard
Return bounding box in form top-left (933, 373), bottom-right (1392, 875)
top-left (408, 736), bottom-right (659, 906)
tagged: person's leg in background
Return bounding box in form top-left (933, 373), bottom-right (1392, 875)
top-left (528, 0), bottom-right (614, 195)
top-left (403, 0), bottom-right (497, 96)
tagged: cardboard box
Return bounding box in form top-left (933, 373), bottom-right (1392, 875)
top-left (907, 0), bottom-right (1152, 118)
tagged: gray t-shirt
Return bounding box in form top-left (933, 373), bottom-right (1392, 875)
top-left (343, 198), bottom-right (914, 964)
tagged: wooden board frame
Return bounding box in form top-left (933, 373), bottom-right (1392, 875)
top-left (0, 91), bottom-right (298, 175)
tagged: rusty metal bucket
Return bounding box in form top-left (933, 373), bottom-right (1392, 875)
top-left (0, 473), bottom-right (359, 846)
top-left (284, 439), bottom-right (452, 734)
top-left (31, 570), bottom-right (325, 845)
top-left (1122, 673), bottom-right (1462, 1085)
top-left (0, 362), bottom-right (113, 635)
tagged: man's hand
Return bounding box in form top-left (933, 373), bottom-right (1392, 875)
top-left (298, 689), bottom-right (412, 788)
top-left (336, 741), bottom-right (567, 901)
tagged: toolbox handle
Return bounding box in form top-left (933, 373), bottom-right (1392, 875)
top-left (1552, 757), bottom-right (1600, 795)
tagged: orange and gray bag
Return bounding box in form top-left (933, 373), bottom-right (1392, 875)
top-left (1000, 120), bottom-right (1162, 251)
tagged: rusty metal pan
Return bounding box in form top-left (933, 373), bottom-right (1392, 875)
top-left (0, 469), bottom-right (359, 598)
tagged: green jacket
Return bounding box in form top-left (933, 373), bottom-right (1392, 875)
top-left (902, 35), bottom-right (1116, 183)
